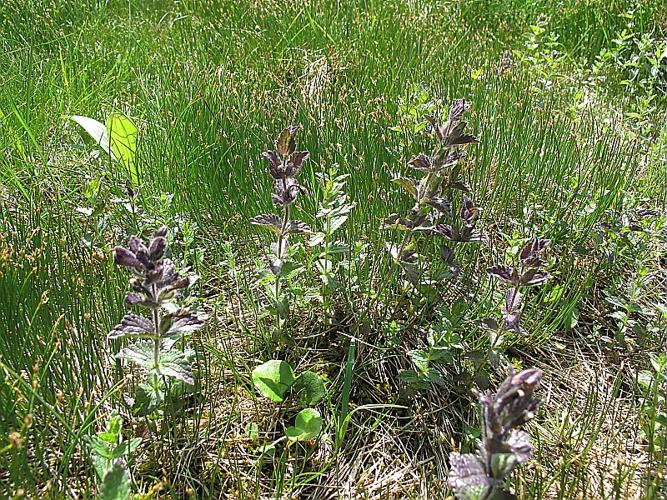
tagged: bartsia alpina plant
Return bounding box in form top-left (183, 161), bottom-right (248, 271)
top-left (384, 99), bottom-right (480, 286)
top-left (483, 238), bottom-right (551, 336)
top-left (449, 366), bottom-right (542, 500)
top-left (251, 126), bottom-right (311, 333)
top-left (111, 226), bottom-right (205, 414)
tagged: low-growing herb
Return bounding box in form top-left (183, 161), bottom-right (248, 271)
top-left (482, 238), bottom-right (552, 345)
top-left (251, 126), bottom-right (311, 339)
top-left (384, 99), bottom-right (479, 290)
top-left (110, 226), bottom-right (205, 415)
top-left (448, 366), bottom-right (542, 500)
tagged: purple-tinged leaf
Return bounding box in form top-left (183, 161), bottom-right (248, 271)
top-left (109, 313), bottom-right (154, 340)
top-left (519, 269), bottom-right (550, 286)
top-left (427, 196), bottom-right (452, 216)
top-left (163, 276), bottom-right (191, 294)
top-left (444, 122), bottom-right (477, 147)
top-left (424, 115), bottom-right (443, 143)
top-left (113, 247), bottom-right (143, 270)
top-left (128, 235), bottom-right (143, 253)
top-left (448, 99), bottom-right (470, 123)
top-left (250, 214), bottom-right (283, 233)
top-left (440, 244), bottom-right (456, 266)
top-left (262, 151), bottom-right (283, 179)
top-left (154, 226), bottom-right (168, 238)
top-left (125, 293), bottom-right (143, 304)
top-left (276, 125), bottom-right (298, 157)
top-left (459, 225), bottom-right (483, 242)
top-left (431, 224), bottom-right (454, 239)
top-left (460, 197), bottom-right (478, 223)
top-left (162, 309), bottom-right (205, 336)
top-left (272, 177), bottom-right (305, 206)
top-left (504, 288), bottom-right (522, 312)
top-left (502, 310), bottom-right (522, 333)
top-left (148, 236), bottom-right (166, 261)
top-left (408, 154), bottom-right (433, 171)
top-left (520, 238), bottom-right (551, 267)
top-left (287, 151), bottom-right (309, 176)
top-left (448, 452), bottom-right (494, 500)
top-left (488, 265), bottom-right (517, 284)
top-left (506, 430), bottom-right (533, 464)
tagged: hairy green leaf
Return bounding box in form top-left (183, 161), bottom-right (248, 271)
top-left (99, 464), bottom-right (130, 500)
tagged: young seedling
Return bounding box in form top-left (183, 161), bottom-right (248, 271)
top-left (110, 226), bottom-right (205, 415)
top-left (482, 238), bottom-right (551, 346)
top-left (87, 411), bottom-right (141, 499)
top-left (448, 366), bottom-right (542, 500)
top-left (251, 360), bottom-right (326, 457)
top-left (251, 126), bottom-right (311, 339)
top-left (384, 99), bottom-right (480, 290)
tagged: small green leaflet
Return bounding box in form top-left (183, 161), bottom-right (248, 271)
top-left (107, 113), bottom-right (139, 186)
top-left (69, 113), bottom-right (140, 186)
top-left (285, 408), bottom-right (323, 441)
top-left (293, 371), bottom-right (326, 407)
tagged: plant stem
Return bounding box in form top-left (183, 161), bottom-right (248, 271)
top-left (275, 173), bottom-right (291, 340)
top-left (151, 284), bottom-right (160, 386)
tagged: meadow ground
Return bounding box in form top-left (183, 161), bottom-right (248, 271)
top-left (1, 0), bottom-right (666, 498)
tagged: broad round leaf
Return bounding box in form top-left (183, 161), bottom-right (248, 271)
top-left (285, 408), bottom-right (322, 441)
top-left (293, 371), bottom-right (326, 407)
top-left (251, 360), bottom-right (295, 402)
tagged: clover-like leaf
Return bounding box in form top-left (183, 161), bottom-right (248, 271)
top-left (251, 360), bottom-right (296, 402)
top-left (293, 371), bottom-right (326, 407)
top-left (285, 408), bottom-right (323, 441)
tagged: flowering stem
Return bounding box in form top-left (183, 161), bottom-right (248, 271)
top-left (151, 284), bottom-right (160, 386)
top-left (275, 174), bottom-right (291, 339)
